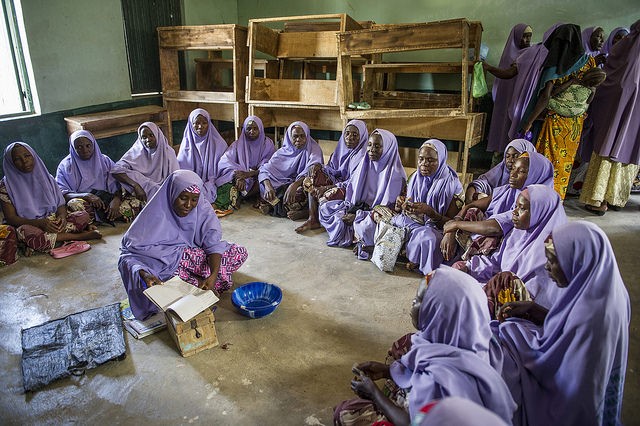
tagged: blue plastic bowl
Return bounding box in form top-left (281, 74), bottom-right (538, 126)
top-left (231, 282), bottom-right (282, 319)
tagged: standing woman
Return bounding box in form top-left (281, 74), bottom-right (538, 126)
top-left (519, 24), bottom-right (600, 199)
top-left (177, 108), bottom-right (235, 215)
top-left (582, 26), bottom-right (606, 66)
top-left (295, 119), bottom-right (368, 233)
top-left (1, 142), bottom-right (101, 254)
top-left (56, 130), bottom-right (137, 223)
top-left (496, 221), bottom-right (629, 425)
top-left (486, 23), bottom-right (532, 163)
top-left (257, 121), bottom-right (324, 219)
top-left (318, 129), bottom-right (405, 256)
top-left (580, 20), bottom-right (640, 214)
top-left (112, 122), bottom-right (179, 203)
top-left (119, 170), bottom-right (248, 320)
top-left (217, 116), bottom-right (276, 205)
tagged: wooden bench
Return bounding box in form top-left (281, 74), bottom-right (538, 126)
top-left (64, 105), bottom-right (168, 140)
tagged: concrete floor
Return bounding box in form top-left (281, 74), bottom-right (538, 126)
top-left (0, 195), bottom-right (638, 425)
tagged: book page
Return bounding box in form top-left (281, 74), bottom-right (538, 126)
top-left (143, 276), bottom-right (209, 311)
top-left (168, 291), bottom-right (219, 322)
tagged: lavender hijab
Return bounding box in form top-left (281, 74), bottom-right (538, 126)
top-left (2, 142), bottom-right (65, 219)
top-left (471, 139), bottom-right (536, 196)
top-left (414, 397), bottom-right (509, 426)
top-left (177, 109), bottom-right (232, 203)
top-left (466, 184), bottom-right (567, 284)
top-left (497, 221), bottom-right (629, 425)
top-left (112, 122), bottom-right (179, 198)
top-left (582, 26), bottom-right (603, 56)
top-left (324, 119), bottom-right (368, 182)
top-left (602, 27), bottom-right (629, 55)
top-left (119, 170), bottom-right (230, 319)
top-left (390, 266), bottom-right (516, 422)
top-left (591, 20), bottom-right (640, 165)
top-left (487, 24), bottom-right (531, 153)
top-left (258, 121), bottom-right (323, 193)
top-left (217, 115), bottom-right (276, 190)
top-left (344, 129), bottom-right (406, 207)
top-left (56, 130), bottom-right (118, 195)
top-left (507, 23), bottom-right (564, 139)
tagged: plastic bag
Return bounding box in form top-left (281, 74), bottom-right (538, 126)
top-left (371, 221), bottom-right (407, 272)
top-left (472, 62), bottom-right (488, 98)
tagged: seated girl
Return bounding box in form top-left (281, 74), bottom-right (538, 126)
top-left (441, 151), bottom-right (554, 262)
top-left (454, 184), bottom-right (567, 311)
top-left (333, 266), bottom-right (515, 426)
top-left (257, 121), bottom-right (324, 219)
top-left (1, 142), bottom-right (101, 255)
top-left (318, 129), bottom-right (406, 257)
top-left (495, 221), bottom-right (629, 426)
top-left (118, 170), bottom-right (248, 320)
top-left (295, 119), bottom-right (368, 233)
top-left (177, 108), bottom-right (235, 215)
top-left (385, 139), bottom-right (462, 274)
top-left (56, 130), bottom-right (140, 224)
top-left (217, 116), bottom-right (275, 206)
top-left (465, 138), bottom-right (536, 202)
top-left (112, 122), bottom-right (179, 203)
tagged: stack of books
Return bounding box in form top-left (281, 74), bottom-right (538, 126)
top-left (120, 299), bottom-right (166, 339)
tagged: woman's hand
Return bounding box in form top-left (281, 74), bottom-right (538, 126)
top-left (234, 170), bottom-right (248, 181)
top-left (263, 180), bottom-right (276, 202)
top-left (311, 185), bottom-right (333, 199)
top-left (342, 213), bottom-right (356, 225)
top-left (443, 220), bottom-right (460, 234)
top-left (394, 195), bottom-right (406, 212)
top-left (133, 183), bottom-right (147, 203)
top-left (107, 197), bottom-right (122, 221)
top-left (84, 193), bottom-right (106, 210)
top-left (199, 275), bottom-right (216, 292)
top-left (350, 374), bottom-right (380, 401)
top-left (405, 201), bottom-right (433, 217)
top-left (235, 177), bottom-right (246, 193)
top-left (139, 270), bottom-right (162, 287)
top-left (37, 218), bottom-right (60, 233)
top-left (284, 181), bottom-right (300, 205)
top-left (498, 301), bottom-right (548, 325)
top-left (440, 232), bottom-right (457, 261)
top-left (354, 361), bottom-right (391, 381)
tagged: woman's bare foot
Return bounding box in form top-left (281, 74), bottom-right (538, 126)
top-left (24, 247), bottom-right (34, 257)
top-left (76, 229), bottom-right (103, 240)
top-left (295, 220), bottom-right (322, 233)
top-left (286, 209), bottom-right (308, 221)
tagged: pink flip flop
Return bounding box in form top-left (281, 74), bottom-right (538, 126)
top-left (50, 241), bottom-right (91, 259)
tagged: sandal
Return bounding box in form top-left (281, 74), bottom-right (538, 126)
top-left (584, 204), bottom-right (606, 216)
top-left (50, 241), bottom-right (91, 259)
top-left (214, 208), bottom-right (234, 218)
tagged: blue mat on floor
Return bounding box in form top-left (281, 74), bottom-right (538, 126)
top-left (21, 303), bottom-right (126, 392)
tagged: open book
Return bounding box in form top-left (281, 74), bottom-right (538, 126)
top-left (143, 276), bottom-right (219, 323)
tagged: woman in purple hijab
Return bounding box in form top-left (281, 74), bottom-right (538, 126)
top-left (119, 170), bottom-right (248, 320)
top-left (56, 130), bottom-right (139, 224)
top-left (177, 108), bottom-right (235, 214)
top-left (1, 142), bottom-right (102, 254)
top-left (257, 121), bottom-right (324, 219)
top-left (603, 27), bottom-right (629, 56)
top-left (318, 129), bottom-right (406, 254)
top-left (389, 139), bottom-right (462, 275)
top-left (582, 26), bottom-right (606, 66)
top-left (580, 20), bottom-right (640, 214)
top-left (486, 24), bottom-right (532, 159)
top-left (217, 116), bottom-right (275, 204)
top-left (466, 138), bottom-right (536, 202)
top-left (295, 120), bottom-right (368, 234)
top-left (495, 221), bottom-right (629, 426)
top-left (334, 267), bottom-right (516, 425)
top-left (112, 122), bottom-right (179, 203)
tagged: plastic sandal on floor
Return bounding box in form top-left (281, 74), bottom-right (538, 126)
top-left (214, 208), bottom-right (234, 218)
top-left (50, 241), bottom-right (91, 259)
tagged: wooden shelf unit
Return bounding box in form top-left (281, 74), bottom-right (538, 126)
top-left (157, 24), bottom-right (248, 143)
top-left (64, 105), bottom-right (168, 140)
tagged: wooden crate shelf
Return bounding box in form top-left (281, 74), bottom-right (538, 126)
top-left (64, 105), bottom-right (168, 140)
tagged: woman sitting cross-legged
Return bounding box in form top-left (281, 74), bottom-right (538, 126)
top-left (118, 170), bottom-right (248, 320)
top-left (112, 122), bottom-right (179, 204)
top-left (333, 266), bottom-right (516, 426)
top-left (1, 142), bottom-right (102, 255)
top-left (318, 129), bottom-right (406, 257)
top-left (257, 121), bottom-right (324, 219)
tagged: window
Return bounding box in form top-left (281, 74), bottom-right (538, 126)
top-left (0, 0), bottom-right (34, 118)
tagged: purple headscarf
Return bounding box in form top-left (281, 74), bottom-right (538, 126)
top-left (487, 24), bottom-right (532, 153)
top-left (119, 170), bottom-right (230, 319)
top-left (582, 26), bottom-right (603, 56)
top-left (497, 221), bottom-right (629, 425)
top-left (602, 27), bottom-right (629, 55)
top-left (217, 115), bottom-right (276, 190)
top-left (591, 20), bottom-right (640, 165)
top-left (485, 151), bottom-right (554, 219)
top-left (344, 129), bottom-right (406, 207)
top-left (405, 139), bottom-right (462, 216)
top-left (466, 184), bottom-right (567, 284)
top-left (390, 266), bottom-right (516, 422)
top-left (56, 130), bottom-right (119, 195)
top-left (112, 122), bottom-right (179, 198)
top-left (177, 109), bottom-right (232, 203)
top-left (413, 397), bottom-right (509, 426)
top-left (471, 139), bottom-right (536, 195)
top-left (258, 121), bottom-right (324, 193)
top-left (324, 119), bottom-right (368, 182)
top-left (2, 142), bottom-right (65, 219)
top-left (507, 23), bottom-right (564, 139)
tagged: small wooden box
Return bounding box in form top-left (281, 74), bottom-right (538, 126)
top-left (165, 309), bottom-right (219, 357)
